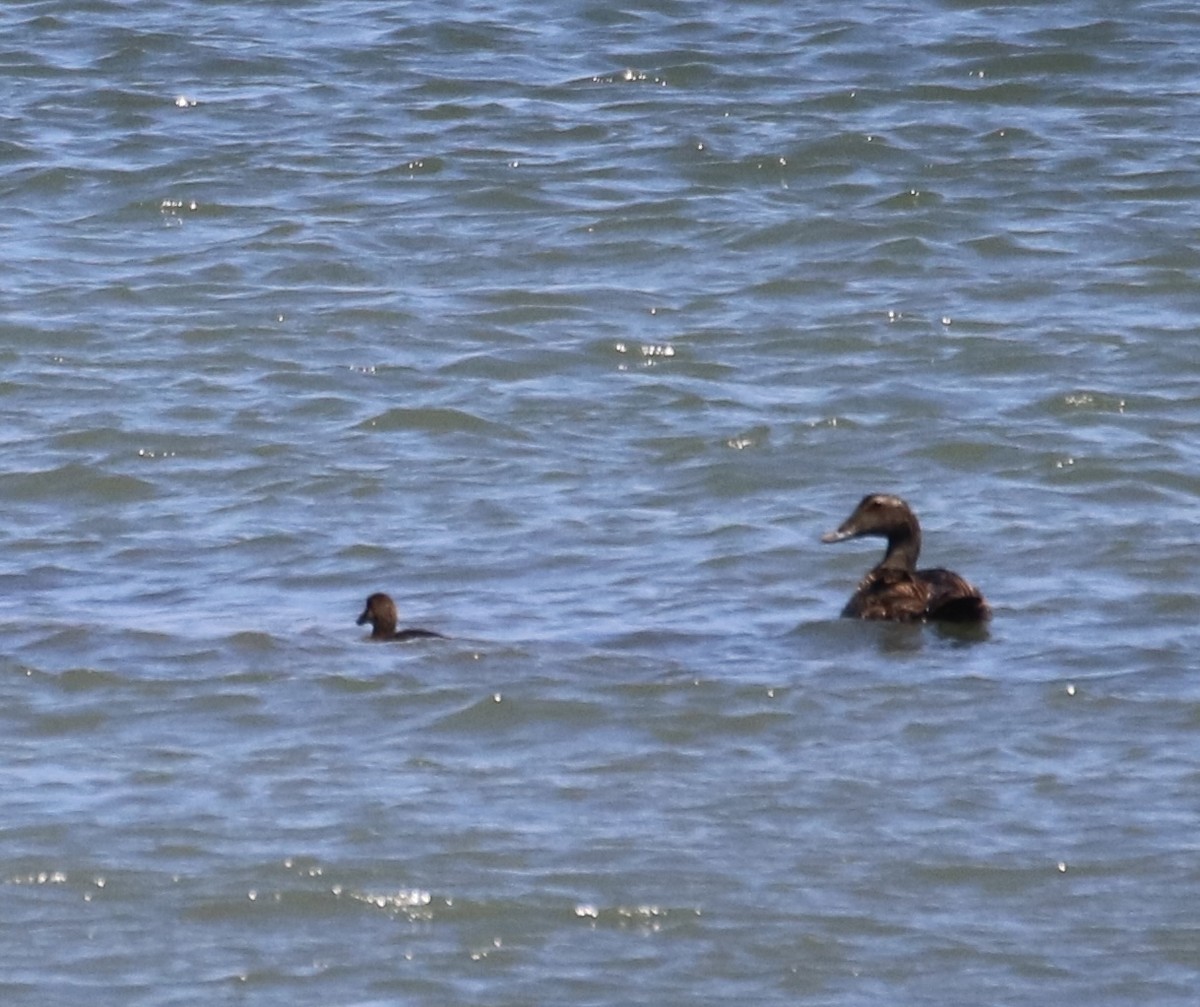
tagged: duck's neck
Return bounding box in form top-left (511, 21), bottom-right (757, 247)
top-left (878, 522), bottom-right (921, 572)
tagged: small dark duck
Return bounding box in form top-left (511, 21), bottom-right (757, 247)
top-left (356, 592), bottom-right (445, 641)
top-left (821, 494), bottom-right (990, 622)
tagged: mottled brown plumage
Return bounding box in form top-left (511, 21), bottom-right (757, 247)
top-left (821, 494), bottom-right (990, 622)
top-left (356, 592), bottom-right (445, 641)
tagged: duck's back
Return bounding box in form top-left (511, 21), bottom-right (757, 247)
top-left (918, 567), bottom-right (990, 621)
top-left (843, 566), bottom-right (988, 622)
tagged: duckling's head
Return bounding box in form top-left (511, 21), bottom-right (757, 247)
top-left (357, 592), bottom-right (398, 636)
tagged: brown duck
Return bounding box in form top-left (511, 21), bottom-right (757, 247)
top-left (356, 592), bottom-right (445, 641)
top-left (821, 494), bottom-right (990, 622)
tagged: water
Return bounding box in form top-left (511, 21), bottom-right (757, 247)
top-left (3, 2), bottom-right (1200, 1003)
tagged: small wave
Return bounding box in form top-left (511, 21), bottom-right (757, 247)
top-left (0, 463), bottom-right (158, 504)
top-left (357, 406), bottom-right (525, 440)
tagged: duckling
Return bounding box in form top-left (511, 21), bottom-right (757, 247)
top-left (356, 592), bottom-right (445, 641)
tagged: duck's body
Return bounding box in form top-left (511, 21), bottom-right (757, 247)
top-left (821, 494), bottom-right (990, 623)
top-left (356, 592), bottom-right (445, 641)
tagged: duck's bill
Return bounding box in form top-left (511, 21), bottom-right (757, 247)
top-left (820, 528), bottom-right (854, 543)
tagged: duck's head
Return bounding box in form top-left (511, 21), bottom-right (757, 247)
top-left (821, 493), bottom-right (917, 543)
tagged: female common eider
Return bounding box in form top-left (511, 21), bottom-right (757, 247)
top-left (356, 592), bottom-right (445, 641)
top-left (821, 494), bottom-right (990, 622)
